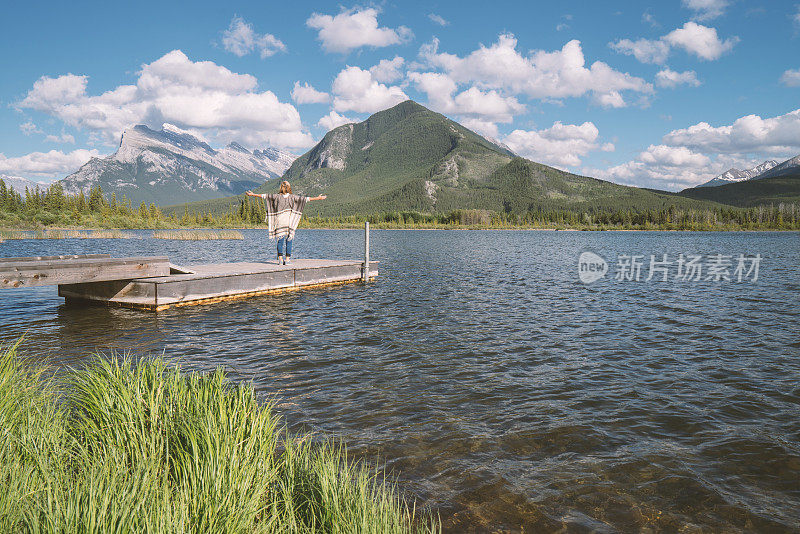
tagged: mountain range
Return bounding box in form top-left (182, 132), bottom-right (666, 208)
top-left (697, 160), bottom-right (779, 187)
top-left (678, 153), bottom-right (800, 206)
top-left (751, 155), bottom-right (800, 181)
top-left (0, 175), bottom-right (48, 195)
top-left (695, 154), bottom-right (800, 189)
top-left (678, 173), bottom-right (800, 207)
top-left (59, 124), bottom-right (296, 205)
top-left (172, 100), bottom-right (719, 218)
top-left (5, 101), bottom-right (798, 213)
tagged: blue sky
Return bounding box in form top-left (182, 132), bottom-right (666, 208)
top-left (1, 0), bottom-right (798, 190)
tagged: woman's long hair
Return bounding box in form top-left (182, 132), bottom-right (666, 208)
top-left (279, 181), bottom-right (292, 194)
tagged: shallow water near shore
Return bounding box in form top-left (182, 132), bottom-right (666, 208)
top-left (1, 229), bottom-right (799, 532)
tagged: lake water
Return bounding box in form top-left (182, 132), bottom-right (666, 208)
top-left (1, 229), bottom-right (799, 532)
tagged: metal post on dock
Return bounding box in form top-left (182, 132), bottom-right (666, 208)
top-left (363, 221), bottom-right (370, 282)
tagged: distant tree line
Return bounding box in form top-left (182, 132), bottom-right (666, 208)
top-left (1, 178), bottom-right (798, 230)
top-left (0, 180), bottom-right (247, 228)
top-left (305, 204), bottom-right (800, 230)
top-left (1, 181), bottom-right (168, 227)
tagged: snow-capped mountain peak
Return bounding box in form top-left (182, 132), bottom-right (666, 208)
top-left (116, 124), bottom-right (215, 165)
top-left (752, 154), bottom-right (800, 181)
top-left (749, 160), bottom-right (780, 176)
top-left (161, 122), bottom-right (200, 138)
top-left (227, 142), bottom-right (249, 153)
top-left (60, 124), bottom-right (297, 205)
top-left (0, 174), bottom-right (49, 194)
top-left (696, 160), bottom-right (779, 188)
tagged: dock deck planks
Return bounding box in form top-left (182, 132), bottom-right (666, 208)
top-left (1, 255), bottom-right (169, 289)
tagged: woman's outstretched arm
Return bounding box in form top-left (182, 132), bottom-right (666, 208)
top-left (307, 195), bottom-right (327, 201)
top-left (245, 190), bottom-right (265, 198)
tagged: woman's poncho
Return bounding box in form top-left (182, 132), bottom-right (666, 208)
top-left (261, 193), bottom-right (308, 240)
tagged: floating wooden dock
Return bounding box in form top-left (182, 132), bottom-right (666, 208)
top-left (58, 259), bottom-right (378, 311)
top-left (1, 224), bottom-right (377, 311)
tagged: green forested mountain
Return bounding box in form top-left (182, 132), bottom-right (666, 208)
top-left (167, 100), bottom-right (724, 218)
top-left (678, 174), bottom-right (800, 207)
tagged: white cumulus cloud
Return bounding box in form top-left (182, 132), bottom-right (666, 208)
top-left (639, 144), bottom-right (711, 166)
top-left (609, 38), bottom-right (670, 64)
top-left (409, 71), bottom-right (525, 123)
top-left (221, 17), bottom-right (286, 58)
top-left (369, 56), bottom-right (405, 83)
top-left (451, 87), bottom-right (525, 122)
top-left (611, 22), bottom-right (737, 64)
top-left (331, 65), bottom-right (408, 114)
top-left (291, 81), bottom-right (330, 104)
top-left (20, 122), bottom-right (38, 135)
top-left (459, 118), bottom-right (499, 139)
top-left (585, 147), bottom-right (777, 190)
top-left (589, 108), bottom-right (800, 190)
top-left (17, 50), bottom-right (314, 150)
top-left (662, 108), bottom-right (800, 154)
top-left (664, 22), bottom-right (738, 60)
top-left (45, 133), bottom-right (76, 144)
top-left (407, 71), bottom-right (457, 111)
top-left (781, 68), bottom-right (800, 86)
top-left (656, 68), bottom-right (701, 88)
top-left (18, 121), bottom-right (75, 144)
top-left (317, 111), bottom-right (358, 131)
top-left (428, 13), bottom-right (448, 26)
top-left (587, 145), bottom-right (722, 190)
top-left (683, 0), bottom-right (729, 21)
top-left (420, 34), bottom-right (652, 107)
top-left (0, 149), bottom-right (100, 178)
top-left (593, 91), bottom-right (626, 108)
top-left (306, 7), bottom-right (412, 54)
top-left (408, 70), bottom-right (526, 140)
top-left (503, 121), bottom-right (607, 168)
top-left (642, 11), bottom-right (659, 28)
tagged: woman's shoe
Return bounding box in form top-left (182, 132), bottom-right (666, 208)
top-left (277, 256), bottom-right (284, 265)
top-left (284, 257), bottom-right (292, 265)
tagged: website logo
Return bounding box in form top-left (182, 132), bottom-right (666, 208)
top-left (578, 251), bottom-right (608, 284)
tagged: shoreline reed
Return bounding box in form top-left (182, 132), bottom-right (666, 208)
top-left (153, 229), bottom-right (244, 240)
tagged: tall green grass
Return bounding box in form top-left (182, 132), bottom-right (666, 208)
top-left (33, 228), bottom-right (64, 239)
top-left (0, 341), bottom-right (437, 533)
top-left (85, 229), bottom-right (131, 239)
top-left (153, 229), bottom-right (244, 240)
top-left (0, 229), bottom-right (133, 240)
top-left (0, 229), bottom-right (28, 239)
